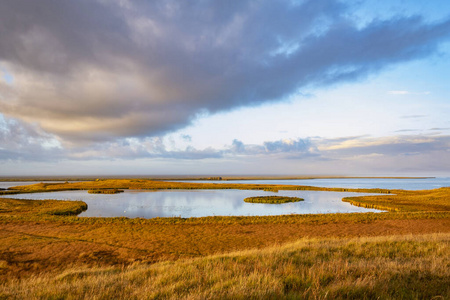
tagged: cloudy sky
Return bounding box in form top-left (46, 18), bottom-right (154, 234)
top-left (1, 0), bottom-right (449, 176)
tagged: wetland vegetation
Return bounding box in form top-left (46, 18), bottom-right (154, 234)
top-left (0, 178), bottom-right (449, 299)
top-left (87, 189), bottom-right (124, 194)
top-left (1, 233), bottom-right (448, 299)
top-left (244, 196), bottom-right (304, 204)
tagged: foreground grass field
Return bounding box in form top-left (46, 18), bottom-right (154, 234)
top-left (0, 179), bottom-right (449, 298)
top-left (1, 233), bottom-right (448, 299)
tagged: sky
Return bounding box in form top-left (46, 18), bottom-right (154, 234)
top-left (0, 0), bottom-right (450, 177)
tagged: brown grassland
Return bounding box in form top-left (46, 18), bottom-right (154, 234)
top-left (87, 189), bottom-right (124, 194)
top-left (0, 179), bottom-right (449, 299)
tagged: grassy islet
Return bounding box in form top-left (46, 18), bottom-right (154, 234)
top-left (244, 196), bottom-right (304, 204)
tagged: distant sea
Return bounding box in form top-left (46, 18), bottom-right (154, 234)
top-left (174, 177), bottom-right (450, 191)
top-left (1, 177), bottom-right (449, 191)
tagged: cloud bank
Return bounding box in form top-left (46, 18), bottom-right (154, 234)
top-left (1, 0), bottom-right (450, 144)
top-left (2, 117), bottom-right (449, 175)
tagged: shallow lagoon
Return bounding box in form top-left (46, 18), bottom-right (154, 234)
top-left (2, 177), bottom-right (449, 218)
top-left (1, 189), bottom-right (383, 218)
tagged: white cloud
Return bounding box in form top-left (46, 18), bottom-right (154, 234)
top-left (388, 90), bottom-right (431, 95)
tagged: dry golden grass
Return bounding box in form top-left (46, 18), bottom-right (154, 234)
top-left (1, 200), bottom-right (448, 280)
top-left (243, 196), bottom-right (304, 204)
top-left (0, 198), bottom-right (87, 216)
top-left (343, 187), bottom-right (450, 211)
top-left (0, 233), bottom-right (448, 299)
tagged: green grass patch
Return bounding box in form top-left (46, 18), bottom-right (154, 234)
top-left (244, 196), bottom-right (303, 204)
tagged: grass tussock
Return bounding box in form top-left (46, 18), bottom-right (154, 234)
top-left (87, 189), bottom-right (124, 194)
top-left (244, 196), bottom-right (304, 204)
top-left (0, 198), bottom-right (87, 216)
top-left (0, 233), bottom-right (448, 299)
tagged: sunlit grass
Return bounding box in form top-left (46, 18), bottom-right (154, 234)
top-left (1, 233), bottom-right (448, 299)
top-left (343, 187), bottom-right (450, 212)
top-left (0, 198), bottom-right (87, 216)
top-left (244, 196), bottom-right (304, 204)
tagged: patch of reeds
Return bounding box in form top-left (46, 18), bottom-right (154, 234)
top-left (87, 189), bottom-right (124, 194)
top-left (244, 196), bottom-right (303, 204)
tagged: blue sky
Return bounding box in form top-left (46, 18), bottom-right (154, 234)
top-left (0, 0), bottom-right (449, 176)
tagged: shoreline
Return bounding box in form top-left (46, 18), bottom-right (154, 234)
top-left (0, 175), bottom-right (436, 182)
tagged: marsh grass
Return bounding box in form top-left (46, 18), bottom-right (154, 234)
top-left (342, 187), bottom-right (450, 212)
top-left (0, 233), bottom-right (448, 299)
top-left (87, 189), bottom-right (124, 194)
top-left (244, 196), bottom-right (304, 204)
top-left (0, 198), bottom-right (87, 216)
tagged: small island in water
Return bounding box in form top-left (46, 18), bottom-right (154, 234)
top-left (87, 189), bottom-right (124, 194)
top-left (244, 196), bottom-right (304, 204)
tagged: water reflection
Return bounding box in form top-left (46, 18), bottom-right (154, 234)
top-left (1, 189), bottom-right (383, 218)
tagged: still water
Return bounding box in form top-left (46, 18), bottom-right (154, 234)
top-left (1, 188), bottom-right (383, 218)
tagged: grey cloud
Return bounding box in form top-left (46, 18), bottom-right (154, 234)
top-left (0, 115), bottom-right (62, 161)
top-left (429, 128), bottom-right (450, 131)
top-left (163, 147), bottom-right (223, 160)
top-left (320, 135), bottom-right (450, 157)
top-left (2, 123), bottom-right (449, 176)
top-left (228, 138), bottom-right (315, 158)
top-left (1, 0), bottom-right (450, 144)
top-left (307, 135), bottom-right (450, 174)
top-left (263, 139), bottom-right (309, 153)
top-left (180, 134), bottom-right (192, 142)
top-left (49, 137), bottom-right (316, 161)
top-left (231, 139), bottom-right (246, 154)
top-left (0, 1), bottom-right (131, 74)
top-left (395, 129), bottom-right (420, 132)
